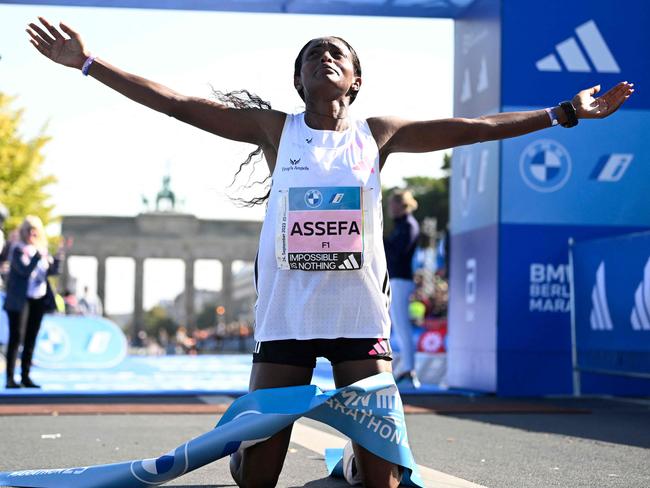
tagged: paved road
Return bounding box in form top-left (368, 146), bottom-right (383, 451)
top-left (0, 395), bottom-right (648, 487)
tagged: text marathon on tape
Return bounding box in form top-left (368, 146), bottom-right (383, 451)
top-left (0, 373), bottom-right (423, 488)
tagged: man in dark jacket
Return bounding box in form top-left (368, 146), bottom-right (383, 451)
top-left (384, 190), bottom-right (420, 388)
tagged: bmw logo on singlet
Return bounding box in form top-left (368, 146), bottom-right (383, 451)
top-left (304, 189), bottom-right (323, 208)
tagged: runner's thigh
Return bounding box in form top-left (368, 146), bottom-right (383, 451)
top-left (332, 358), bottom-right (392, 387)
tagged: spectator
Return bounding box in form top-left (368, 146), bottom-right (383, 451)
top-left (384, 189), bottom-right (420, 388)
top-left (412, 233), bottom-right (437, 276)
top-left (78, 285), bottom-right (103, 316)
top-left (3, 216), bottom-right (67, 388)
top-left (62, 289), bottom-right (80, 315)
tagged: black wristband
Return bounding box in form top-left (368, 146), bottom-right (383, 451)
top-left (559, 101), bottom-right (578, 128)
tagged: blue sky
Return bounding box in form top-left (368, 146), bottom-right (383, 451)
top-left (1, 4), bottom-right (453, 313)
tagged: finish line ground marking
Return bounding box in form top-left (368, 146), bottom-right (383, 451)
top-left (291, 422), bottom-right (488, 488)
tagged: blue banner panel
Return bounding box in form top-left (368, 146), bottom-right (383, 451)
top-left (450, 140), bottom-right (500, 234)
top-left (0, 0), bottom-right (476, 18)
top-left (497, 223), bottom-right (647, 395)
top-left (33, 315), bottom-right (128, 369)
top-left (501, 108), bottom-right (650, 227)
top-left (448, 224), bottom-right (497, 392)
top-left (572, 231), bottom-right (650, 379)
top-left (502, 0), bottom-right (650, 110)
top-left (453, 0), bottom-right (500, 118)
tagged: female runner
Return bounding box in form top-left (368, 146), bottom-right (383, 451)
top-left (27, 16), bottom-right (633, 487)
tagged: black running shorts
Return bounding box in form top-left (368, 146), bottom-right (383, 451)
top-left (253, 338), bottom-right (393, 368)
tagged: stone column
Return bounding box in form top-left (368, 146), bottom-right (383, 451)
top-left (133, 256), bottom-right (144, 346)
top-left (59, 254), bottom-right (70, 293)
top-left (184, 258), bottom-right (195, 329)
top-left (96, 255), bottom-right (106, 316)
top-left (222, 259), bottom-right (233, 323)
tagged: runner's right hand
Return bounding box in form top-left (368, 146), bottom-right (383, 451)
top-left (27, 17), bottom-right (89, 70)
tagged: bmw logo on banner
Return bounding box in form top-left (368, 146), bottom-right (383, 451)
top-left (35, 322), bottom-right (71, 362)
top-left (130, 445), bottom-right (188, 484)
top-left (519, 139), bottom-right (572, 192)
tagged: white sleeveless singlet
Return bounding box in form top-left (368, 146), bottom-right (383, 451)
top-left (254, 113), bottom-right (391, 341)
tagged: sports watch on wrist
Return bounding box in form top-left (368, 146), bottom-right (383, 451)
top-left (559, 101), bottom-right (579, 128)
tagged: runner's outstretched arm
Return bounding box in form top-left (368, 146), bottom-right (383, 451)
top-left (27, 17), bottom-right (285, 150)
top-left (369, 82), bottom-right (634, 160)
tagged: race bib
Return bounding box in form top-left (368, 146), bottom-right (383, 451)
top-left (276, 187), bottom-right (364, 271)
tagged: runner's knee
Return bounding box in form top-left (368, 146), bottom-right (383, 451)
top-left (359, 467), bottom-right (401, 488)
top-left (236, 470), bottom-right (281, 488)
top-left (354, 444), bottom-right (402, 488)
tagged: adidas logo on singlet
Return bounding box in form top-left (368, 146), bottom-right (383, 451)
top-left (338, 254), bottom-right (360, 270)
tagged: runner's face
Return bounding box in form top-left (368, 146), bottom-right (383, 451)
top-left (296, 38), bottom-right (361, 102)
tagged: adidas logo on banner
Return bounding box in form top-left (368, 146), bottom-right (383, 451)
top-left (630, 257), bottom-right (650, 331)
top-left (590, 262), bottom-right (614, 331)
top-left (338, 254), bottom-right (360, 270)
top-left (536, 20), bottom-right (620, 73)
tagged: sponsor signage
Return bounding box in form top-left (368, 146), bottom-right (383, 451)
top-left (498, 224), bottom-right (648, 395)
top-left (454, 0), bottom-right (501, 117)
top-left (572, 231), bottom-right (650, 377)
top-left (277, 186), bottom-right (364, 271)
top-left (449, 0), bottom-right (649, 394)
top-left (501, 109), bottom-right (650, 227)
top-left (502, 0), bottom-right (650, 110)
top-left (450, 140), bottom-right (500, 234)
top-left (448, 225), bottom-right (498, 391)
top-left (34, 315), bottom-right (128, 369)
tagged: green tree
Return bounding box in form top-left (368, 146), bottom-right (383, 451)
top-left (0, 93), bottom-right (56, 232)
top-left (383, 152), bottom-right (451, 236)
top-left (196, 302), bottom-right (217, 329)
top-left (142, 305), bottom-right (179, 339)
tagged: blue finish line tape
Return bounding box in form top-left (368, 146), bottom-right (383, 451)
top-left (0, 373), bottom-right (423, 487)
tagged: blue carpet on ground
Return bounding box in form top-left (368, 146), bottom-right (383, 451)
top-left (0, 354), bottom-right (470, 396)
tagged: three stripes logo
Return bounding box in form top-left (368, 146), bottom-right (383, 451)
top-left (367, 338), bottom-right (391, 357)
top-left (630, 257), bottom-right (650, 331)
top-left (590, 262), bottom-right (614, 331)
top-left (338, 253), bottom-right (361, 270)
top-left (536, 20), bottom-right (620, 74)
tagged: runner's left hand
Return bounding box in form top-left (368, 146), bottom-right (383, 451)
top-left (573, 81), bottom-right (634, 119)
